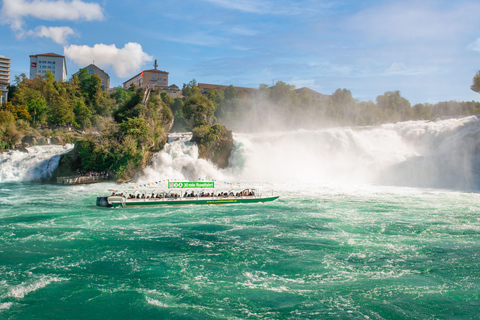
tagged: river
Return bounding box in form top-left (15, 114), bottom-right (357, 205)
top-left (1, 117), bottom-right (480, 319)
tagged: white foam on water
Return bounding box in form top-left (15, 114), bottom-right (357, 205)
top-left (136, 116), bottom-right (480, 191)
top-left (0, 144), bottom-right (73, 183)
top-left (146, 297), bottom-right (169, 308)
top-left (4, 276), bottom-right (67, 299)
top-left (0, 302), bottom-right (13, 311)
top-left (2, 117), bottom-right (479, 192)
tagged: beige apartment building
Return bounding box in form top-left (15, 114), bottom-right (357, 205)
top-left (29, 52), bottom-right (67, 82)
top-left (0, 55), bottom-right (10, 104)
top-left (123, 61), bottom-right (181, 98)
top-left (74, 64), bottom-right (110, 91)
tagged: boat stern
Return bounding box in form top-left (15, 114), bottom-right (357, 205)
top-left (96, 196), bottom-right (126, 208)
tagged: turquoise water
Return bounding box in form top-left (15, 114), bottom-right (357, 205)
top-left (1, 182), bottom-right (480, 319)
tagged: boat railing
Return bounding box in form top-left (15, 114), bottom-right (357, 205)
top-left (123, 191), bottom-right (266, 202)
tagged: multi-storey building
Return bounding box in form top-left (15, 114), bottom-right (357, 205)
top-left (123, 61), bottom-right (181, 98)
top-left (73, 64), bottom-right (110, 91)
top-left (29, 52), bottom-right (67, 82)
top-left (123, 68), bottom-right (169, 90)
top-left (0, 55), bottom-right (10, 104)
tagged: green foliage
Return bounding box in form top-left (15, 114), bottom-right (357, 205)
top-left (160, 92), bottom-right (174, 106)
top-left (472, 71), bottom-right (480, 93)
top-left (120, 118), bottom-right (149, 138)
top-left (182, 79), bottom-right (200, 98)
top-left (0, 110), bottom-right (15, 125)
top-left (71, 88), bottom-right (174, 180)
top-left (182, 94), bottom-right (216, 131)
top-left (74, 100), bottom-right (92, 128)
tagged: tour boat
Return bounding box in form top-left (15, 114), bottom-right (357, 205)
top-left (96, 181), bottom-right (279, 208)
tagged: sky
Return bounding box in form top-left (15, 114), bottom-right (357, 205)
top-left (1, 0), bottom-right (480, 104)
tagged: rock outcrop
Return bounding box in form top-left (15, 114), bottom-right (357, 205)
top-left (182, 95), bottom-right (234, 168)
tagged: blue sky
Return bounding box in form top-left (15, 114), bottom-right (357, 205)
top-left (1, 0), bottom-right (480, 104)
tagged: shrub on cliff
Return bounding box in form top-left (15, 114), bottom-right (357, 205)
top-left (182, 94), bottom-right (233, 168)
top-left (182, 94), bottom-right (216, 132)
top-left (57, 88), bottom-right (174, 181)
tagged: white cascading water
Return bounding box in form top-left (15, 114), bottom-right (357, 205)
top-left (137, 116), bottom-right (480, 191)
top-left (1, 117), bottom-right (479, 191)
top-left (0, 144), bottom-right (73, 182)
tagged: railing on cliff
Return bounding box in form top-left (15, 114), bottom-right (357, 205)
top-left (142, 86), bottom-right (151, 104)
top-left (57, 175), bottom-right (109, 185)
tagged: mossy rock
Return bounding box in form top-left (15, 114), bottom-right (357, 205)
top-left (192, 124), bottom-right (233, 169)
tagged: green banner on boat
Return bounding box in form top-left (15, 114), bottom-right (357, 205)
top-left (168, 182), bottom-right (215, 188)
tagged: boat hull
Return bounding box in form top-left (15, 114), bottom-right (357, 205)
top-left (97, 196), bottom-right (280, 208)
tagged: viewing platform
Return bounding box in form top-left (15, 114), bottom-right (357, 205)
top-left (57, 174), bottom-right (109, 185)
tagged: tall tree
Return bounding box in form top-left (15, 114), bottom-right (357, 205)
top-left (472, 71), bottom-right (480, 93)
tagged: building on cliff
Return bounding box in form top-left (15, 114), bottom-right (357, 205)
top-left (294, 87), bottom-right (331, 102)
top-left (198, 83), bottom-right (257, 95)
top-left (198, 83), bottom-right (330, 102)
top-left (0, 55), bottom-right (10, 104)
top-left (123, 60), bottom-right (181, 98)
top-left (73, 64), bottom-right (110, 91)
top-left (29, 52), bottom-right (67, 82)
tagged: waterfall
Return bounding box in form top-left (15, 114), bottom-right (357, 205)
top-left (0, 145), bottom-right (73, 183)
top-left (138, 116), bottom-right (480, 191)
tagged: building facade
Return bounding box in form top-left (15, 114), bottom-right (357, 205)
top-left (74, 64), bottom-right (110, 91)
top-left (0, 55), bottom-right (10, 104)
top-left (29, 53), bottom-right (67, 82)
top-left (123, 68), bottom-right (169, 90)
top-left (123, 64), bottom-right (181, 98)
top-left (198, 83), bottom-right (257, 95)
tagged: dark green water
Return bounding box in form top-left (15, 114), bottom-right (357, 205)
top-left (1, 182), bottom-right (480, 319)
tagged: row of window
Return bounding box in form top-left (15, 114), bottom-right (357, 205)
top-left (37, 60), bottom-right (56, 64)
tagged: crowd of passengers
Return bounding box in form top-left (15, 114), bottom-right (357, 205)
top-left (114, 190), bottom-right (256, 200)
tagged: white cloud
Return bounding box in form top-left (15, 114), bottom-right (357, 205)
top-left (348, 0), bottom-right (480, 42)
top-left (289, 77), bottom-right (315, 89)
top-left (1, 0), bottom-right (104, 30)
top-left (64, 42), bottom-right (153, 78)
top-left (230, 26), bottom-right (259, 36)
top-left (386, 62), bottom-right (438, 76)
top-left (387, 62), bottom-right (406, 74)
top-left (160, 32), bottom-right (226, 47)
top-left (27, 26), bottom-right (75, 44)
top-left (467, 38), bottom-right (480, 52)
top-left (202, 0), bottom-right (271, 14)
top-left (201, 0), bottom-right (323, 15)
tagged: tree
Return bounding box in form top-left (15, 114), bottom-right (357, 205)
top-left (74, 100), bottom-right (92, 128)
top-left (160, 92), bottom-right (174, 106)
top-left (376, 91), bottom-right (412, 122)
top-left (332, 88), bottom-right (356, 124)
top-left (224, 85), bottom-right (237, 101)
top-left (182, 79), bottom-right (200, 98)
top-left (182, 94), bottom-right (216, 131)
top-left (472, 71), bottom-right (480, 93)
